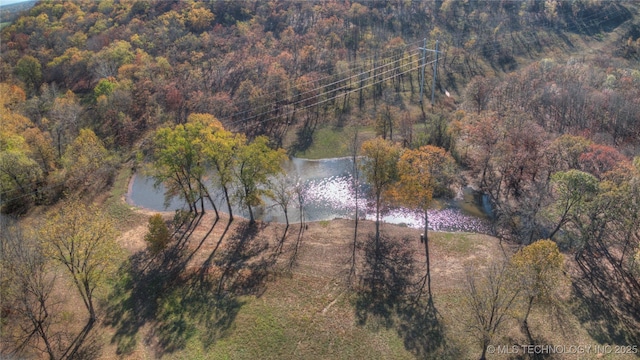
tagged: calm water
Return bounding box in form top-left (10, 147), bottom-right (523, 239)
top-left (127, 157), bottom-right (491, 233)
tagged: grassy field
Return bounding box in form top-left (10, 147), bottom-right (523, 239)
top-left (103, 165), bottom-right (146, 229)
top-left (98, 207), bottom-right (639, 360)
top-left (290, 121), bottom-right (433, 159)
top-left (290, 125), bottom-right (377, 159)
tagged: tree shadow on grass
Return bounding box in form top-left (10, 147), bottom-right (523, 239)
top-left (353, 233), bottom-right (453, 358)
top-left (396, 299), bottom-right (453, 360)
top-left (214, 221), bottom-right (271, 297)
top-left (104, 220), bottom-right (273, 357)
top-left (147, 275), bottom-right (244, 357)
top-left (354, 234), bottom-right (416, 327)
top-left (288, 122), bottom-right (317, 155)
top-left (571, 246), bottom-right (640, 346)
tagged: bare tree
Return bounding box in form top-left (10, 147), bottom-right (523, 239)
top-left (290, 177), bottom-right (307, 268)
top-left (269, 173), bottom-right (297, 229)
top-left (1, 220), bottom-right (60, 360)
top-left (464, 261), bottom-right (520, 360)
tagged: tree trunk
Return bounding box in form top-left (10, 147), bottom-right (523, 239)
top-left (248, 204), bottom-right (254, 223)
top-left (480, 341), bottom-right (488, 360)
top-left (424, 209), bottom-right (432, 298)
top-left (375, 193), bottom-right (381, 245)
top-left (351, 139), bottom-right (359, 282)
top-left (523, 295), bottom-right (535, 344)
top-left (222, 185), bottom-right (233, 221)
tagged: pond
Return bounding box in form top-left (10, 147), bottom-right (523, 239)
top-left (127, 157), bottom-right (491, 234)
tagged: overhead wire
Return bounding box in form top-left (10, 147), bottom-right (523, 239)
top-left (228, 54), bottom-right (423, 127)
top-left (236, 59), bottom-right (435, 131)
top-left (221, 49), bottom-right (422, 121)
top-left (1, 5), bottom-right (631, 206)
top-left (218, 40), bottom-right (424, 122)
top-left (1, 44), bottom-right (426, 207)
top-left (220, 3), bottom-right (628, 128)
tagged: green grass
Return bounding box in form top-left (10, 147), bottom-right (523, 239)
top-left (205, 280), bottom-right (411, 360)
top-left (293, 126), bottom-right (376, 159)
top-left (291, 120), bottom-right (443, 160)
top-left (133, 275), bottom-right (415, 360)
top-left (432, 232), bottom-right (476, 255)
top-left (104, 166), bottom-right (144, 229)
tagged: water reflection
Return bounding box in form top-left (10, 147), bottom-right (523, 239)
top-left (128, 157), bottom-right (490, 234)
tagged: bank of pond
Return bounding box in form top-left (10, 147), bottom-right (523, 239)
top-left (128, 157), bottom-right (492, 234)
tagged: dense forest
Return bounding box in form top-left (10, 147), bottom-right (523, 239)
top-left (1, 0), bottom-right (640, 359)
top-left (2, 0), bottom-right (639, 210)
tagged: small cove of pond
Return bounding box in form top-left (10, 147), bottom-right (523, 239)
top-left (127, 157), bottom-right (492, 234)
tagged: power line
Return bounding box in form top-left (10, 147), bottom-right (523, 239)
top-left (235, 59), bottom-right (436, 131)
top-left (223, 49), bottom-right (422, 120)
top-left (218, 39), bottom-right (424, 122)
top-left (230, 55), bottom-right (424, 128)
top-left (2, 5), bottom-right (632, 205)
top-left (222, 3), bottom-right (628, 128)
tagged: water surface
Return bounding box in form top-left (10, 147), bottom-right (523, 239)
top-left (128, 157), bottom-right (490, 233)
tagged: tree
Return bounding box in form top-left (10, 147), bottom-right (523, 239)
top-left (0, 144), bottom-right (43, 213)
top-left (464, 261), bottom-right (520, 360)
top-left (22, 127), bottom-right (56, 176)
top-left (360, 138), bottom-right (401, 243)
top-left (510, 239), bottom-right (564, 342)
top-left (15, 55), bottom-right (42, 95)
top-left (547, 170), bottom-right (599, 240)
top-left (394, 145), bottom-right (457, 298)
top-left (546, 134), bottom-right (592, 171)
top-left (234, 136), bottom-right (286, 223)
top-left (374, 103), bottom-right (397, 141)
top-left (186, 6), bottom-right (215, 32)
top-left (144, 214), bottom-right (170, 254)
top-left (39, 201), bottom-right (120, 359)
top-left (93, 78), bottom-right (116, 101)
top-left (62, 129), bottom-right (115, 193)
top-left (91, 40), bottom-right (134, 79)
top-left (349, 125), bottom-right (362, 283)
top-left (463, 76), bottom-right (496, 114)
top-left (50, 90), bottom-right (82, 160)
top-left (152, 119), bottom-right (214, 217)
top-left (197, 114), bottom-right (244, 221)
top-left (578, 144), bottom-right (627, 179)
top-left (269, 173), bottom-right (297, 228)
top-left (0, 220), bottom-right (59, 359)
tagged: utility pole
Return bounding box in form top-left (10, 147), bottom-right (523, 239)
top-left (419, 38), bottom-right (427, 105)
top-left (418, 39), bottom-right (441, 107)
top-left (431, 39), bottom-right (439, 106)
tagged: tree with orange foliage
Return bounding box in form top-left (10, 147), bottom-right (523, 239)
top-left (394, 145), bottom-right (457, 299)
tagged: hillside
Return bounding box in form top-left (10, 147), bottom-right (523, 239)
top-left (1, 1), bottom-right (640, 359)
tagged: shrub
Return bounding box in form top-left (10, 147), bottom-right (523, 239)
top-left (144, 214), bottom-right (170, 254)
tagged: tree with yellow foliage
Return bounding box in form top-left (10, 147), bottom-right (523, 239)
top-left (62, 128), bottom-right (116, 193)
top-left (234, 136), bottom-right (286, 223)
top-left (152, 116), bottom-right (215, 217)
top-left (510, 239), bottom-right (564, 341)
top-left (39, 200), bottom-right (120, 359)
top-left (360, 138), bottom-right (401, 243)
